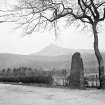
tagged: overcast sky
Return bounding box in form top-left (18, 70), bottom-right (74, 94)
top-left (0, 0), bottom-right (105, 54)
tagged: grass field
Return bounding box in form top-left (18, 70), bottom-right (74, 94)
top-left (0, 83), bottom-right (105, 105)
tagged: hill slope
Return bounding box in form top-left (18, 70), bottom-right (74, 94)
top-left (0, 44), bottom-right (105, 74)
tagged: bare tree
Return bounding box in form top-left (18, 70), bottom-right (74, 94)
top-left (2, 0), bottom-right (105, 88)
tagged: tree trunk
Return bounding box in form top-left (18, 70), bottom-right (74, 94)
top-left (92, 23), bottom-right (105, 89)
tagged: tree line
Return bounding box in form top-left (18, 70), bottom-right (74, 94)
top-left (0, 67), bottom-right (67, 85)
top-left (0, 67), bottom-right (53, 84)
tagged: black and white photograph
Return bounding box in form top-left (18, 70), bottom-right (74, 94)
top-left (0, 0), bottom-right (105, 105)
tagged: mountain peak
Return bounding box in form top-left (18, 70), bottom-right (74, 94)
top-left (34, 44), bottom-right (74, 56)
top-left (43, 44), bottom-right (65, 50)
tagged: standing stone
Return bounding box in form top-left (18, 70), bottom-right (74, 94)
top-left (69, 52), bottom-right (84, 89)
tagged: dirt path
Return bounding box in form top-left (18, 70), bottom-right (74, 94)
top-left (0, 83), bottom-right (105, 105)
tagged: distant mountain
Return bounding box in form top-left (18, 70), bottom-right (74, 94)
top-left (0, 44), bottom-right (105, 74)
top-left (34, 44), bottom-right (93, 56)
top-left (34, 44), bottom-right (72, 56)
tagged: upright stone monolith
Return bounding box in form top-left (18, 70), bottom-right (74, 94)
top-left (69, 52), bottom-right (84, 89)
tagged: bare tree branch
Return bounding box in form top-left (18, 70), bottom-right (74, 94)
top-left (1, 0), bottom-right (105, 32)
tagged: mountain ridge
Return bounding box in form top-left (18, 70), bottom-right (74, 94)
top-left (33, 44), bottom-right (95, 56)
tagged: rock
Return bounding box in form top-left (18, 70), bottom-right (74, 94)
top-left (69, 52), bottom-right (84, 89)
